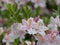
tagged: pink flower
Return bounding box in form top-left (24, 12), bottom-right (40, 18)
top-left (46, 30), bottom-right (59, 43)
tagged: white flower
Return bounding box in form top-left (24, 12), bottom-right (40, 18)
top-left (22, 18), bottom-right (38, 34)
top-left (15, 0), bottom-right (30, 8)
top-left (0, 27), bottom-right (4, 35)
top-left (27, 18), bottom-right (48, 36)
top-left (55, 16), bottom-right (60, 27)
top-left (11, 23), bottom-right (22, 31)
top-left (48, 16), bottom-right (60, 30)
top-left (51, 16), bottom-right (60, 27)
top-left (48, 24), bottom-right (58, 30)
top-left (2, 0), bottom-right (14, 4)
top-left (15, 0), bottom-right (30, 4)
top-left (3, 23), bottom-right (26, 45)
top-left (31, 0), bottom-right (46, 8)
top-left (3, 32), bottom-right (16, 45)
top-left (36, 19), bottom-right (48, 36)
top-left (6, 42), bottom-right (10, 45)
top-left (11, 23), bottom-right (26, 42)
top-left (37, 26), bottom-right (48, 36)
top-left (3, 33), bottom-right (14, 43)
top-left (55, 0), bottom-right (60, 5)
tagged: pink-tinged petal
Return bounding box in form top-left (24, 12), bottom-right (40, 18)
top-left (55, 0), bottom-right (60, 5)
top-left (36, 0), bottom-right (40, 3)
top-left (21, 25), bottom-right (28, 31)
top-left (50, 38), bottom-right (54, 43)
top-left (6, 42), bottom-right (10, 45)
top-left (39, 35), bottom-right (46, 43)
top-left (31, 22), bottom-right (38, 29)
top-left (51, 31), bottom-right (59, 36)
top-left (22, 19), bottom-right (27, 25)
top-left (34, 16), bottom-right (40, 22)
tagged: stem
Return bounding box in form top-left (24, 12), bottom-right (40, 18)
top-left (35, 40), bottom-right (38, 45)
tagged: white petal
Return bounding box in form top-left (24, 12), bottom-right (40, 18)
top-left (27, 28), bottom-right (37, 34)
top-left (50, 17), bottom-right (55, 24)
top-left (37, 19), bottom-right (44, 25)
top-left (34, 3), bottom-right (39, 8)
top-left (6, 42), bottom-right (10, 45)
top-left (48, 24), bottom-right (58, 30)
top-left (38, 31), bottom-right (46, 36)
top-left (39, 26), bottom-right (48, 31)
top-left (56, 35), bottom-right (60, 40)
top-left (22, 19), bottom-right (27, 25)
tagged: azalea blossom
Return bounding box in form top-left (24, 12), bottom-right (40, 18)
top-left (47, 16), bottom-right (60, 43)
top-left (52, 16), bottom-right (60, 27)
top-left (31, 0), bottom-right (46, 8)
top-left (14, 0), bottom-right (30, 9)
top-left (11, 23), bottom-right (26, 42)
top-left (3, 23), bottom-right (26, 45)
top-left (55, 0), bottom-right (60, 5)
top-left (0, 27), bottom-right (4, 35)
top-left (48, 16), bottom-right (60, 31)
top-left (2, 0), bottom-right (14, 4)
top-left (22, 17), bottom-right (48, 36)
top-left (22, 17), bottom-right (38, 34)
top-left (35, 18), bottom-right (48, 36)
top-left (2, 16), bottom-right (60, 45)
top-left (15, 0), bottom-right (30, 5)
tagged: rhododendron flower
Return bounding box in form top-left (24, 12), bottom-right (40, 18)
top-left (3, 23), bottom-right (26, 45)
top-left (3, 33), bottom-right (14, 42)
top-left (36, 18), bottom-right (48, 36)
top-left (22, 17), bottom-right (38, 34)
top-left (55, 0), bottom-right (60, 5)
top-left (48, 16), bottom-right (60, 31)
top-left (44, 30), bottom-right (59, 44)
top-left (48, 23), bottom-right (58, 31)
top-left (49, 16), bottom-right (60, 27)
top-left (15, 0), bottom-right (30, 5)
top-left (31, 0), bottom-right (46, 8)
top-left (3, 33), bottom-right (15, 45)
top-left (22, 17), bottom-right (48, 36)
top-left (2, 0), bottom-right (14, 4)
top-left (11, 23), bottom-right (26, 42)
top-left (15, 0), bottom-right (30, 9)
top-left (0, 27), bottom-right (4, 35)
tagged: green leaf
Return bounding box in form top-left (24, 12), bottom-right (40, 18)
top-left (58, 5), bottom-right (60, 15)
top-left (42, 17), bottom-right (50, 25)
top-left (13, 3), bottom-right (17, 12)
top-left (23, 6), bottom-right (32, 19)
top-left (13, 38), bottom-right (20, 45)
top-left (6, 3), bottom-right (15, 13)
top-left (35, 7), bottom-right (40, 16)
